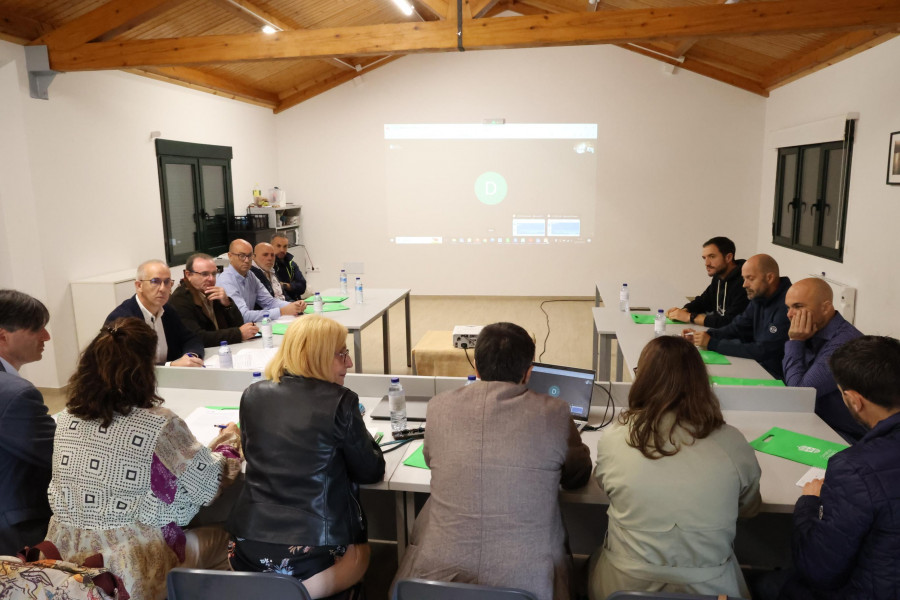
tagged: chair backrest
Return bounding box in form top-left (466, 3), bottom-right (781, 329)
top-left (393, 578), bottom-right (539, 600)
top-left (167, 567), bottom-right (312, 600)
top-left (605, 592), bottom-right (731, 600)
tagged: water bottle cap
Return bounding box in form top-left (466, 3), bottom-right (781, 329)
top-left (468, 375), bottom-right (476, 380)
top-left (391, 377), bottom-right (400, 383)
top-left (263, 312), bottom-right (269, 318)
top-left (341, 269), bottom-right (346, 273)
top-left (315, 292), bottom-right (321, 296)
top-left (623, 283), bottom-right (628, 286)
top-left (253, 372), bottom-right (261, 377)
top-left (219, 341), bottom-right (227, 346)
top-left (658, 309), bottom-right (664, 313)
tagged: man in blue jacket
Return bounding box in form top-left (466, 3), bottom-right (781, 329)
top-left (780, 335), bottom-right (900, 599)
top-left (272, 234), bottom-right (307, 301)
top-left (0, 289), bottom-right (56, 553)
top-left (684, 254), bottom-right (791, 378)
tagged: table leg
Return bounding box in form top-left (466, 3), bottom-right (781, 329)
top-left (597, 331), bottom-right (612, 381)
top-left (405, 294), bottom-right (412, 368)
top-left (382, 310), bottom-right (391, 374)
top-left (394, 491), bottom-right (408, 563)
top-left (595, 284), bottom-right (601, 307)
top-left (593, 322), bottom-right (600, 376)
top-left (353, 330), bottom-right (363, 373)
top-left (615, 341), bottom-right (624, 382)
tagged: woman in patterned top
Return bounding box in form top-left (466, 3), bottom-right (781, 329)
top-left (46, 317), bottom-right (243, 600)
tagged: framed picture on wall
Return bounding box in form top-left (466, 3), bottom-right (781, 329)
top-left (888, 131), bottom-right (900, 185)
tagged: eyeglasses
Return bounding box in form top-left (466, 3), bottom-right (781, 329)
top-left (231, 253), bottom-right (252, 262)
top-left (335, 349), bottom-right (351, 361)
top-left (186, 270), bottom-right (217, 278)
top-left (139, 278), bottom-right (175, 288)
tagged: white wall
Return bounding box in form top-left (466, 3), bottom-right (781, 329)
top-left (275, 45), bottom-right (766, 296)
top-left (0, 40), bottom-right (279, 386)
top-left (757, 36), bottom-right (900, 337)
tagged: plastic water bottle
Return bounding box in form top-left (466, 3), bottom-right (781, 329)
top-left (619, 283), bottom-right (630, 312)
top-left (218, 341), bottom-right (233, 369)
top-left (251, 371), bottom-right (263, 384)
top-left (260, 312), bottom-right (274, 349)
top-left (465, 375), bottom-right (477, 386)
top-left (388, 377), bottom-right (406, 432)
top-left (654, 309), bottom-right (666, 337)
top-left (314, 292), bottom-right (324, 314)
top-left (355, 277), bottom-right (364, 304)
top-left (340, 270), bottom-right (348, 295)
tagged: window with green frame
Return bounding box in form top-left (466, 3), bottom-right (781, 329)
top-left (771, 120), bottom-right (854, 262)
top-left (156, 139), bottom-right (234, 266)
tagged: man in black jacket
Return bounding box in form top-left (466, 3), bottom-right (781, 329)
top-left (106, 260), bottom-right (204, 366)
top-left (272, 234), bottom-right (307, 301)
top-left (667, 236), bottom-right (748, 328)
top-left (0, 289), bottom-right (55, 553)
top-left (169, 253), bottom-right (258, 348)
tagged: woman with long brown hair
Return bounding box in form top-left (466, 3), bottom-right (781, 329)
top-left (46, 317), bottom-right (242, 600)
top-left (589, 335), bottom-right (761, 599)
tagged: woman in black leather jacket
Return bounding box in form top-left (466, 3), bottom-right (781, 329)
top-left (227, 315), bottom-right (385, 598)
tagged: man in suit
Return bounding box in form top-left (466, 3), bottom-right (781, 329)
top-left (169, 253), bottom-right (258, 348)
top-left (392, 322), bottom-right (592, 600)
top-left (0, 289), bottom-right (56, 553)
top-left (106, 260), bottom-right (204, 367)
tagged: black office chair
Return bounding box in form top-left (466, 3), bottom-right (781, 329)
top-left (167, 567), bottom-right (312, 600)
top-left (605, 592), bottom-right (733, 600)
top-left (393, 578), bottom-right (539, 600)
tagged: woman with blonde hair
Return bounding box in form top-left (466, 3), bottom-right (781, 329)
top-left (227, 315), bottom-right (385, 599)
top-left (590, 335), bottom-right (762, 599)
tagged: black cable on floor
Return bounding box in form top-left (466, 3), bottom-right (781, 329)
top-left (538, 299), bottom-right (594, 361)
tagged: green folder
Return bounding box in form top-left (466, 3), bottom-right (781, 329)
top-left (318, 295), bottom-right (349, 303)
top-left (709, 375), bottom-right (785, 387)
top-left (302, 303), bottom-right (351, 315)
top-left (699, 350), bottom-right (731, 365)
top-left (271, 322), bottom-right (289, 335)
top-left (403, 445), bottom-right (430, 470)
top-left (630, 313), bottom-right (677, 325)
top-left (749, 427), bottom-right (847, 468)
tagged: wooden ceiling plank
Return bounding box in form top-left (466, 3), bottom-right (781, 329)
top-left (127, 67), bottom-right (277, 109)
top-left (0, 9), bottom-right (52, 43)
top-left (206, 0), bottom-right (295, 31)
top-left (764, 29), bottom-right (899, 89)
top-left (48, 0), bottom-right (900, 71)
top-left (33, 0), bottom-right (187, 50)
top-left (275, 56), bottom-right (402, 114)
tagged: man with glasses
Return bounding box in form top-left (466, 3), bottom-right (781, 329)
top-left (169, 253), bottom-right (259, 348)
top-left (106, 260), bottom-right (204, 367)
top-left (218, 239), bottom-right (306, 322)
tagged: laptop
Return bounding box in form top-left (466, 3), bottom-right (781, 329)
top-left (527, 362), bottom-right (595, 430)
top-left (370, 395), bottom-right (432, 422)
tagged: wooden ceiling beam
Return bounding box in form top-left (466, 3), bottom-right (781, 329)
top-left (47, 0), bottom-right (900, 71)
top-left (275, 56), bottom-right (402, 114)
top-left (415, 0), bottom-right (450, 20)
top-left (32, 0), bottom-right (186, 51)
top-left (471, 0), bottom-right (502, 18)
top-left (132, 65), bottom-right (279, 107)
top-left (0, 10), bottom-right (52, 43)
top-left (206, 0), bottom-right (294, 31)
top-left (671, 0), bottom-right (739, 59)
top-left (763, 29), bottom-right (899, 90)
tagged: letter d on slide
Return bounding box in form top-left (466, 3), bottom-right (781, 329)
top-left (475, 172), bottom-right (508, 206)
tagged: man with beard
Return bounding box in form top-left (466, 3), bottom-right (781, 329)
top-left (272, 234), bottom-right (307, 301)
top-left (667, 236), bottom-right (748, 327)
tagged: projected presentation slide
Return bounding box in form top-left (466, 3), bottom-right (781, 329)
top-left (385, 123), bottom-right (597, 246)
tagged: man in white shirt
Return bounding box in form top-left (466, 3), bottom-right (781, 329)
top-left (105, 260), bottom-right (204, 367)
top-left (218, 239), bottom-right (306, 322)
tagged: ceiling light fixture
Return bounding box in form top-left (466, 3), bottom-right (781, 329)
top-left (261, 24), bottom-right (277, 34)
top-left (392, 0), bottom-right (415, 16)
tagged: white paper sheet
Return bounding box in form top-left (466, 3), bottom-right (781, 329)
top-left (796, 466), bottom-right (826, 488)
top-left (203, 347), bottom-right (278, 370)
top-left (184, 406), bottom-right (240, 445)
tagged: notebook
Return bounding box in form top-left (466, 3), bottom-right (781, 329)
top-left (370, 395), bottom-right (431, 422)
top-left (527, 362), bottom-right (595, 430)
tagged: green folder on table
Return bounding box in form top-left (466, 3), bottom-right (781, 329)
top-left (271, 322), bottom-right (289, 335)
top-left (709, 375), bottom-right (785, 387)
top-left (403, 445), bottom-right (430, 470)
top-left (749, 427), bottom-right (847, 468)
top-left (318, 295), bottom-right (349, 303)
top-left (699, 350), bottom-right (731, 365)
top-left (630, 314), bottom-right (677, 325)
top-left (302, 303), bottom-right (351, 315)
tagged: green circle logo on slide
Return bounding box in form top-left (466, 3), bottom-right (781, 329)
top-left (474, 172), bottom-right (508, 205)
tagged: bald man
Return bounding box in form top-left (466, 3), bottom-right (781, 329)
top-left (217, 239), bottom-right (306, 322)
top-left (784, 277), bottom-right (865, 442)
top-left (250, 242), bottom-right (285, 302)
top-left (684, 254), bottom-right (791, 379)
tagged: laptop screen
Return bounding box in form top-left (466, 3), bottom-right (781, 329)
top-left (527, 363), bottom-right (595, 421)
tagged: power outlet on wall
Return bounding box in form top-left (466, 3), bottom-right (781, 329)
top-left (308, 266), bottom-right (320, 272)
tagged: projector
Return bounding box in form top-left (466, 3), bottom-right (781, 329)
top-left (452, 325), bottom-right (483, 349)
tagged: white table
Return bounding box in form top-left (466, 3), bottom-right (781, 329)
top-left (203, 287), bottom-right (412, 374)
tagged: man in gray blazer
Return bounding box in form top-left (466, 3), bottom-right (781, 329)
top-left (0, 289), bottom-right (56, 554)
top-left (393, 322), bottom-right (592, 600)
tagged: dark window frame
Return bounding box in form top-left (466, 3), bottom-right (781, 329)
top-left (771, 120), bottom-right (854, 262)
top-left (155, 139), bottom-right (234, 266)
